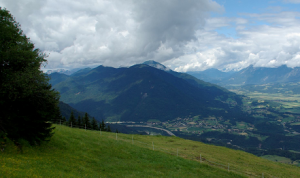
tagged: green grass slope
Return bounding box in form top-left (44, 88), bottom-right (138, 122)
top-left (1, 125), bottom-right (299, 177)
top-left (0, 125), bottom-right (242, 178)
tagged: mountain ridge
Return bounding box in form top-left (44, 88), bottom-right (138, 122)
top-left (50, 61), bottom-right (248, 122)
top-left (187, 65), bottom-right (300, 85)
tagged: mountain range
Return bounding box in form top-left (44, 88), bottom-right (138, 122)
top-left (187, 69), bottom-right (236, 84)
top-left (188, 65), bottom-right (300, 85)
top-left (49, 61), bottom-right (249, 122)
top-left (45, 68), bottom-right (87, 75)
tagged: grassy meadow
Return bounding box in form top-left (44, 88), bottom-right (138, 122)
top-left (0, 125), bottom-right (242, 178)
top-left (1, 124), bottom-right (300, 177)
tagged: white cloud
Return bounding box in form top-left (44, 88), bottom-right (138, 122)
top-left (169, 11), bottom-right (300, 72)
top-left (0, 0), bottom-right (222, 69)
top-left (1, 0), bottom-right (300, 72)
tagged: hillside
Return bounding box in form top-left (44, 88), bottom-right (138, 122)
top-left (50, 62), bottom-right (248, 122)
top-left (58, 101), bottom-right (94, 121)
top-left (1, 125), bottom-right (300, 177)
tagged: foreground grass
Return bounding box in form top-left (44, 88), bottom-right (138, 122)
top-left (117, 131), bottom-right (300, 178)
top-left (2, 124), bottom-right (300, 177)
top-left (0, 125), bottom-right (243, 178)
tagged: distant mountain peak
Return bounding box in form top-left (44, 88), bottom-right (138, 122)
top-left (45, 69), bottom-right (71, 75)
top-left (204, 68), bottom-right (222, 72)
top-left (142, 60), bottom-right (171, 72)
top-left (220, 64), bottom-right (297, 85)
top-left (45, 68), bottom-right (85, 75)
top-left (50, 63), bottom-right (243, 122)
top-left (278, 64), bottom-right (289, 69)
top-left (142, 60), bottom-right (160, 65)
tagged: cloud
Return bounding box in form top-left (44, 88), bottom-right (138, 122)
top-left (283, 0), bottom-right (300, 4)
top-left (0, 0), bottom-right (222, 69)
top-left (1, 0), bottom-right (300, 72)
top-left (167, 11), bottom-right (300, 72)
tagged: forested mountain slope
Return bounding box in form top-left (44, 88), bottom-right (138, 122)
top-left (50, 62), bottom-right (250, 122)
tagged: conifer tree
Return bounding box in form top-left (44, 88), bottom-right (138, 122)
top-left (77, 116), bottom-right (82, 128)
top-left (61, 116), bottom-right (67, 124)
top-left (52, 108), bottom-right (63, 124)
top-left (0, 8), bottom-right (60, 145)
top-left (91, 117), bottom-right (99, 130)
top-left (107, 125), bottom-right (111, 132)
top-left (100, 119), bottom-right (106, 131)
top-left (83, 113), bottom-right (91, 129)
top-left (68, 111), bottom-right (76, 127)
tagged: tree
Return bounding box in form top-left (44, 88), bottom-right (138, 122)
top-left (61, 116), bottom-right (67, 124)
top-left (83, 113), bottom-right (91, 129)
top-left (107, 125), bottom-right (111, 132)
top-left (77, 115), bottom-right (82, 128)
top-left (0, 8), bottom-right (60, 145)
top-left (100, 119), bottom-right (106, 131)
top-left (68, 111), bottom-right (76, 127)
top-left (91, 117), bottom-right (99, 130)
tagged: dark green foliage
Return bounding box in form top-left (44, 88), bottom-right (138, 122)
top-left (77, 116), bottom-right (82, 128)
top-left (0, 8), bottom-right (60, 145)
top-left (61, 116), bottom-right (66, 124)
top-left (107, 124), bottom-right (143, 134)
top-left (65, 111), bottom-right (99, 130)
top-left (91, 117), bottom-right (98, 130)
top-left (99, 119), bottom-right (111, 132)
top-left (0, 132), bottom-right (7, 151)
top-left (254, 122), bottom-right (285, 135)
top-left (107, 125), bottom-right (111, 132)
top-left (58, 101), bottom-right (93, 122)
top-left (83, 113), bottom-right (91, 129)
top-left (100, 120), bottom-right (106, 131)
top-left (261, 135), bottom-right (300, 151)
top-left (68, 111), bottom-right (76, 127)
top-left (51, 108), bottom-right (64, 125)
top-left (289, 124), bottom-right (300, 132)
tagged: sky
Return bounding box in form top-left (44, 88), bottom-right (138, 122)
top-left (1, 0), bottom-right (300, 72)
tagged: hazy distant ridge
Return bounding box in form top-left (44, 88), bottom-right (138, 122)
top-left (187, 65), bottom-right (300, 85)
